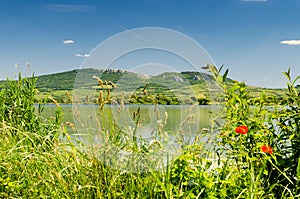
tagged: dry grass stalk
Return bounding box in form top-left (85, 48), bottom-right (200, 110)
top-left (66, 92), bottom-right (73, 103)
top-left (48, 96), bottom-right (60, 108)
top-left (98, 91), bottom-right (104, 111)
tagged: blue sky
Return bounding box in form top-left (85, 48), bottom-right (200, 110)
top-left (1, 0), bottom-right (300, 88)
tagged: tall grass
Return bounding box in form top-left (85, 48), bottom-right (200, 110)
top-left (0, 69), bottom-right (299, 198)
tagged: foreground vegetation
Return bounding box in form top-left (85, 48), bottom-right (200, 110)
top-left (0, 67), bottom-right (299, 198)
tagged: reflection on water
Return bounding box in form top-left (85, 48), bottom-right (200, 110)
top-left (41, 104), bottom-right (221, 148)
top-left (41, 104), bottom-right (219, 134)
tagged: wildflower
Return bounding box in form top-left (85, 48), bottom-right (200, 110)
top-left (235, 125), bottom-right (248, 134)
top-left (261, 145), bottom-right (273, 155)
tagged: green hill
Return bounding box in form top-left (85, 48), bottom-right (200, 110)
top-left (1, 68), bottom-right (287, 105)
top-left (35, 68), bottom-right (220, 90)
top-left (34, 68), bottom-right (222, 104)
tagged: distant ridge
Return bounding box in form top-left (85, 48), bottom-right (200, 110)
top-left (0, 68), bottom-right (287, 104)
top-left (35, 68), bottom-right (224, 91)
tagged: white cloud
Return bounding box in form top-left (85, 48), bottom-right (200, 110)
top-left (63, 39), bottom-right (74, 44)
top-left (280, 40), bottom-right (300, 45)
top-left (241, 0), bottom-right (268, 2)
top-left (75, 53), bottom-right (91, 58)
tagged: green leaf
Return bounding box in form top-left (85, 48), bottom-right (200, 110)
top-left (297, 158), bottom-right (300, 182)
top-left (282, 69), bottom-right (291, 82)
top-left (289, 134), bottom-right (295, 140)
top-left (217, 75), bottom-right (223, 84)
top-left (223, 69), bottom-right (229, 82)
top-left (263, 169), bottom-right (268, 176)
top-left (218, 64), bottom-right (225, 73)
top-left (291, 76), bottom-right (300, 86)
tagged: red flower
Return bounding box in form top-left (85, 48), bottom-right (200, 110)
top-left (235, 125), bottom-right (248, 134)
top-left (261, 145), bottom-right (273, 155)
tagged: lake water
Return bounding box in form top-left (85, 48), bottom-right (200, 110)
top-left (42, 104), bottom-right (221, 148)
top-left (42, 104), bottom-right (219, 135)
top-left (41, 104), bottom-right (221, 172)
